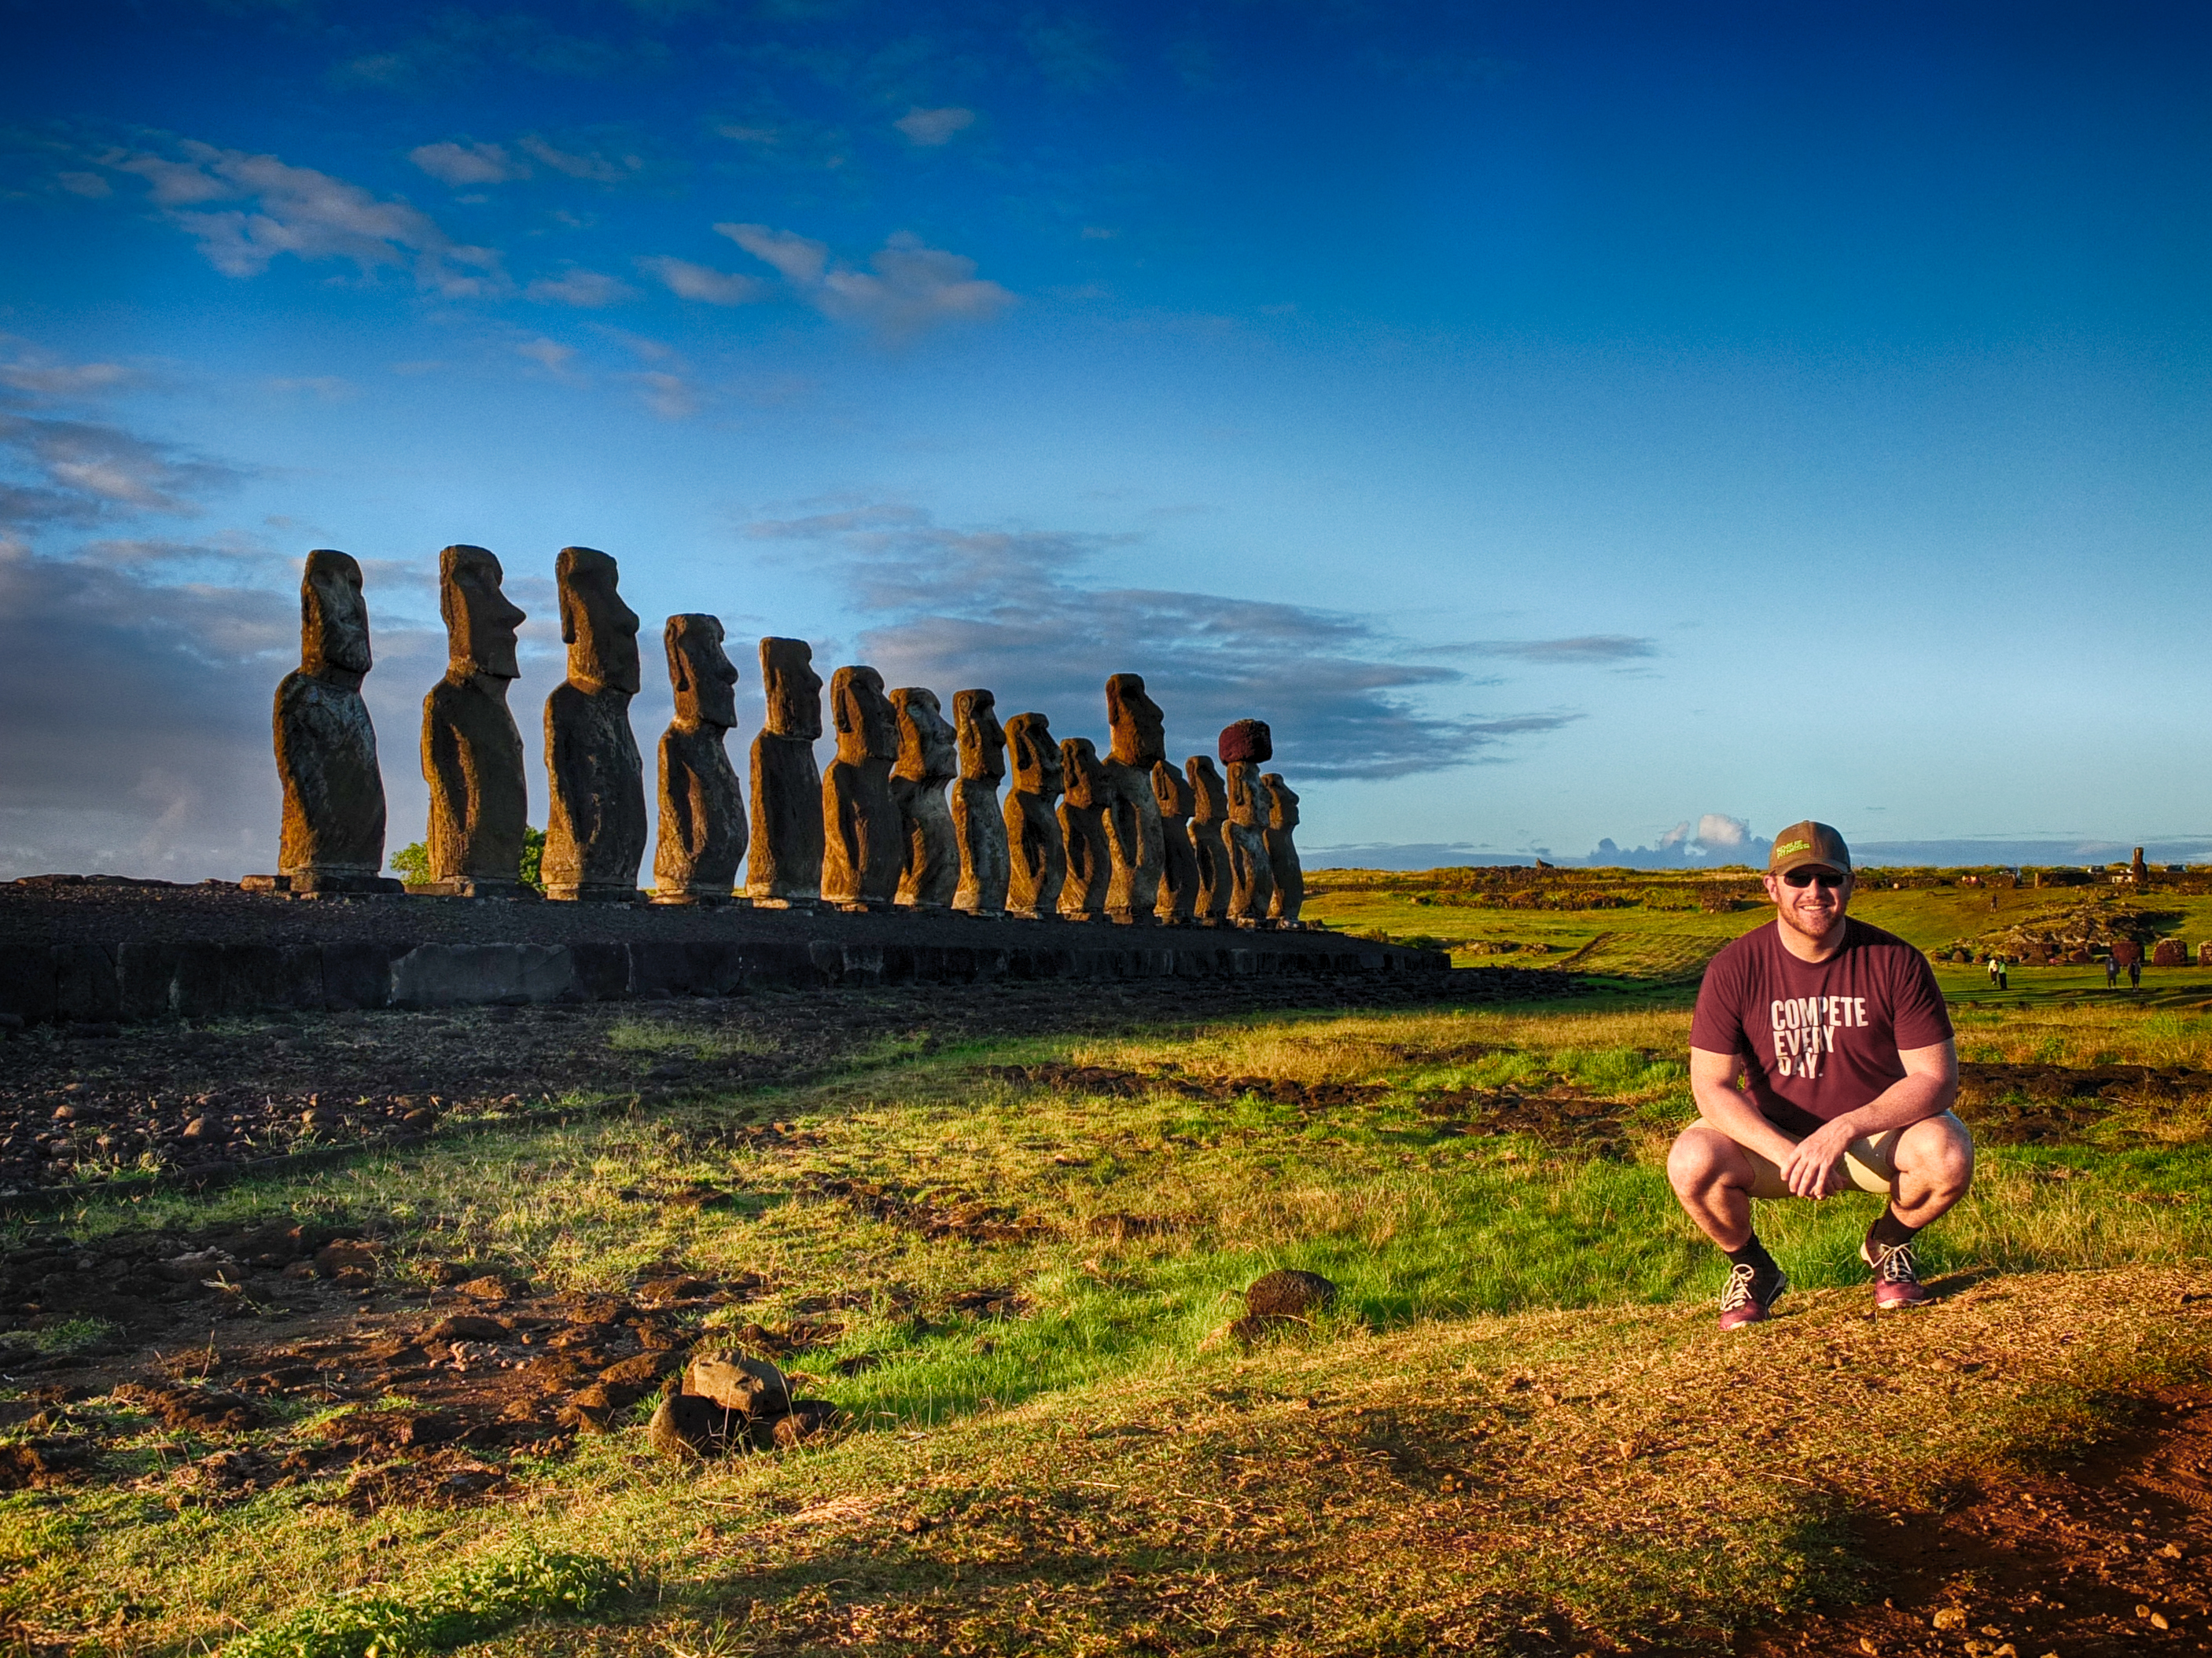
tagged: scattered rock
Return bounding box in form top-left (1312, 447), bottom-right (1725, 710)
top-left (156, 1248), bottom-right (240, 1283)
top-left (424, 1314), bottom-right (511, 1344)
top-left (683, 1351), bottom-right (790, 1416)
top-left (598, 1350), bottom-right (683, 1400)
top-left (454, 1275), bottom-right (517, 1303)
top-left (1244, 1269), bottom-right (1338, 1319)
top-left (768, 1401), bottom-right (841, 1448)
top-left (558, 1384), bottom-right (620, 1432)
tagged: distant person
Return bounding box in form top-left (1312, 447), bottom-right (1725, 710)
top-left (2106, 954), bottom-right (2120, 990)
top-left (2129, 956), bottom-right (2142, 990)
top-left (1994, 954), bottom-right (2008, 991)
top-left (1986, 956), bottom-right (2000, 987)
top-left (1668, 821), bottom-right (1975, 1329)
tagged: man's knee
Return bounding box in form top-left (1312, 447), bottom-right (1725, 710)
top-left (1667, 1123), bottom-right (1745, 1195)
top-left (1897, 1113), bottom-right (1975, 1194)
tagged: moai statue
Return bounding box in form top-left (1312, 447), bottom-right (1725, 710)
top-left (951, 689), bottom-right (1010, 917)
top-left (421, 545), bottom-right (532, 898)
top-left (890, 686), bottom-right (959, 910)
top-left (1220, 719), bottom-right (1276, 925)
top-left (1263, 772), bottom-right (1304, 925)
top-left (1151, 761), bottom-right (1199, 923)
top-left (542, 547), bottom-right (646, 902)
top-left (1186, 755), bottom-right (1231, 923)
top-left (1100, 673), bottom-right (1167, 925)
top-left (269, 550), bottom-right (401, 895)
top-left (653, 614), bottom-right (747, 903)
top-left (1001, 712), bottom-right (1065, 919)
top-left (747, 638), bottom-right (825, 906)
top-left (822, 665), bottom-right (901, 909)
top-left (1058, 736), bottom-right (1113, 921)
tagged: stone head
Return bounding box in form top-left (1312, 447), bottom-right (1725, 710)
top-left (1105, 673), bottom-right (1166, 767)
top-left (439, 544), bottom-right (526, 681)
top-left (1004, 713), bottom-right (1061, 799)
top-left (556, 546), bottom-right (640, 696)
top-left (954, 689), bottom-right (1006, 784)
top-left (1261, 772), bottom-right (1299, 829)
top-left (831, 665), bottom-right (896, 763)
top-left (1060, 737), bottom-right (1106, 808)
top-left (1218, 718), bottom-right (1273, 766)
top-left (1185, 755), bottom-right (1227, 818)
top-left (1150, 759), bottom-right (1194, 820)
top-left (890, 688), bottom-right (958, 784)
top-left (665, 613), bottom-right (738, 731)
top-left (300, 549), bottom-right (371, 682)
top-left (758, 638), bottom-right (823, 740)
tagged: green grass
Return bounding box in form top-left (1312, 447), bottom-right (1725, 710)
top-left (8, 983), bottom-right (2211, 1655)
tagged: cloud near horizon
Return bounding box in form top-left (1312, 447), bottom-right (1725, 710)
top-left (743, 504), bottom-right (1578, 779)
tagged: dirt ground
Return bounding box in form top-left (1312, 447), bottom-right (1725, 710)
top-left (0, 969), bottom-right (1563, 1197)
top-left (1739, 1383), bottom-right (2212, 1657)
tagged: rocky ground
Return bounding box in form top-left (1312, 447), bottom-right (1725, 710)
top-left (0, 968), bottom-right (1563, 1197)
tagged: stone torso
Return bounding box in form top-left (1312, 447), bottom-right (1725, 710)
top-left (1224, 759), bottom-right (1276, 922)
top-left (543, 682), bottom-right (646, 899)
top-left (656, 719), bottom-right (747, 899)
top-left (422, 672), bottom-right (528, 886)
top-left (276, 671), bottom-right (386, 877)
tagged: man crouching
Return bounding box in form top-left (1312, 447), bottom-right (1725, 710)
top-left (1669, 821), bottom-right (1975, 1329)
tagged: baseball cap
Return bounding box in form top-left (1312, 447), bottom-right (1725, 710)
top-left (1767, 820), bottom-right (1851, 876)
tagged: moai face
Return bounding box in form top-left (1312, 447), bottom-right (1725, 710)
top-left (1218, 718), bottom-right (1273, 766)
top-left (1186, 755), bottom-right (1227, 819)
top-left (955, 689), bottom-right (1006, 784)
top-left (1261, 772), bottom-right (1300, 829)
top-left (759, 637), bottom-right (823, 739)
top-left (556, 546), bottom-right (641, 696)
top-left (1151, 759), bottom-right (1194, 819)
top-left (1106, 673), bottom-right (1166, 767)
top-left (665, 613), bottom-right (738, 731)
top-left (440, 544), bottom-right (526, 681)
top-left (1061, 736), bottom-right (1106, 808)
top-left (832, 665), bottom-right (896, 762)
top-left (1005, 713), bottom-right (1062, 799)
top-left (891, 687), bottom-right (958, 783)
top-left (300, 549), bottom-right (371, 681)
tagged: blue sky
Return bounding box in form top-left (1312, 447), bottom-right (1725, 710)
top-left (3, 1), bottom-right (2210, 878)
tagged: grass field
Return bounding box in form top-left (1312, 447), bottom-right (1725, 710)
top-left (5, 875), bottom-right (2211, 1655)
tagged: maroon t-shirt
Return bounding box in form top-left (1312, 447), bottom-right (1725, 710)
top-left (1690, 917), bottom-right (1953, 1133)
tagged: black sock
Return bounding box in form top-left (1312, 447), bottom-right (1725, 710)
top-left (1868, 1210), bottom-right (1919, 1251)
top-left (1724, 1236), bottom-right (1776, 1273)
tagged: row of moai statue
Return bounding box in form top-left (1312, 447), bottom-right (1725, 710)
top-left (269, 546), bottom-right (1306, 924)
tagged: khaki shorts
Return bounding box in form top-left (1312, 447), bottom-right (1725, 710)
top-left (1739, 1111), bottom-right (1967, 1200)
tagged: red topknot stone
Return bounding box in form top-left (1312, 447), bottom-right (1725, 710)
top-left (1218, 719), bottom-right (1272, 766)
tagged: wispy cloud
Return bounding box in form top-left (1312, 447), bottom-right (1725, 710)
top-left (263, 376), bottom-right (355, 401)
top-left (408, 139), bottom-right (525, 186)
top-left (516, 134), bottom-right (643, 183)
top-left (743, 504), bottom-right (1576, 779)
top-left (524, 266), bottom-right (635, 307)
top-left (514, 337), bottom-right (583, 380)
top-left (894, 105), bottom-right (975, 146)
top-left (0, 412), bottom-right (245, 526)
top-left (716, 224), bottom-right (1013, 337)
top-left (1425, 634), bottom-right (1658, 664)
top-left (0, 341), bottom-right (135, 398)
top-left (635, 254), bottom-right (767, 306)
top-left (102, 140), bottom-right (506, 296)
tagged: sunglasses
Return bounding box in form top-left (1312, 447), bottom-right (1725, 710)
top-left (1780, 869), bottom-right (1849, 890)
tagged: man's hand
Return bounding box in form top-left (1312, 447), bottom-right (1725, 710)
top-left (1781, 1116), bottom-right (1858, 1198)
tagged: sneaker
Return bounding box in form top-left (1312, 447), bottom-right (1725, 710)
top-left (1861, 1237), bottom-right (1930, 1309)
top-left (1717, 1259), bottom-right (1787, 1330)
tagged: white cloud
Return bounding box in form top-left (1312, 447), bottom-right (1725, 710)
top-left (105, 140), bottom-right (506, 296)
top-left (894, 106), bottom-right (976, 146)
top-left (0, 342), bottom-right (134, 398)
top-left (716, 224), bottom-right (1013, 337)
top-left (55, 171), bottom-right (112, 199)
top-left (408, 140), bottom-right (524, 186)
top-left (631, 371), bottom-right (698, 420)
top-left (515, 338), bottom-right (582, 379)
top-left (524, 267), bottom-right (635, 307)
top-left (517, 134), bottom-right (642, 183)
top-left (635, 255), bottom-right (766, 307)
top-left (1, 413), bottom-right (245, 525)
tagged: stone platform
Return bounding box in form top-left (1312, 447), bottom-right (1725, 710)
top-left (0, 880), bottom-right (1445, 1024)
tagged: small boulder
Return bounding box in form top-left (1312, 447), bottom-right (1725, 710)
top-left (766, 1400), bottom-right (841, 1450)
top-left (423, 1314), bottom-right (510, 1344)
top-left (558, 1384), bottom-right (620, 1432)
top-left (454, 1275), bottom-right (516, 1303)
top-left (646, 1392), bottom-right (742, 1461)
top-left (683, 1351), bottom-right (789, 1417)
top-left (156, 1248), bottom-right (239, 1284)
top-left (1243, 1269), bottom-right (1338, 1320)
